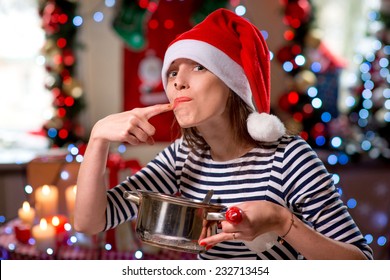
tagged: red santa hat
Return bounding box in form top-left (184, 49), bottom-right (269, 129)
top-left (161, 8), bottom-right (285, 142)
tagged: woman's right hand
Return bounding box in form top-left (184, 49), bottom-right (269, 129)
top-left (74, 103), bottom-right (172, 234)
top-left (90, 103), bottom-right (172, 145)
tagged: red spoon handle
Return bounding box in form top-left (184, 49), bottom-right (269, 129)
top-left (226, 206), bottom-right (243, 224)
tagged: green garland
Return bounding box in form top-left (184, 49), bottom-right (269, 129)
top-left (39, 0), bottom-right (85, 147)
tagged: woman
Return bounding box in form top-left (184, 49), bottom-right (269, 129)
top-left (75, 8), bottom-right (373, 260)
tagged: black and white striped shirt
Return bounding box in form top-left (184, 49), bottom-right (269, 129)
top-left (104, 135), bottom-right (373, 259)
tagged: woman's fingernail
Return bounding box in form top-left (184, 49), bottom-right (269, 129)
top-left (206, 245), bottom-right (213, 250)
top-left (200, 241), bottom-right (207, 246)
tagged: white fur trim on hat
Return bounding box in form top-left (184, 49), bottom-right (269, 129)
top-left (162, 39), bottom-right (255, 111)
top-left (247, 112), bottom-right (286, 142)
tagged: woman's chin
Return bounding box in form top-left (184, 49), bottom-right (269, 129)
top-left (178, 123), bottom-right (194, 129)
top-left (176, 119), bottom-right (197, 129)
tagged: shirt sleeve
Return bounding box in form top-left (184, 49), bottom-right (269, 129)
top-left (103, 140), bottom-right (180, 231)
top-left (281, 136), bottom-right (373, 259)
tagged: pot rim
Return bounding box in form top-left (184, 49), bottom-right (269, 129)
top-left (133, 190), bottom-right (226, 210)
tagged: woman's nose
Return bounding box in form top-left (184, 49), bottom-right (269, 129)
top-left (173, 77), bottom-right (189, 90)
top-left (174, 82), bottom-right (187, 89)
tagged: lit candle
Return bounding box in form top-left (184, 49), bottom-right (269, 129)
top-left (50, 215), bottom-right (68, 234)
top-left (65, 185), bottom-right (77, 221)
top-left (35, 184), bottom-right (59, 219)
top-left (17, 201), bottom-right (35, 226)
top-left (50, 215), bottom-right (69, 246)
top-left (32, 218), bottom-right (56, 252)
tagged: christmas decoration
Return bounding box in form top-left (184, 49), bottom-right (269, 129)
top-left (277, 0), bottom-right (346, 150)
top-left (112, 0), bottom-right (152, 51)
top-left (39, 0), bottom-right (86, 147)
top-left (331, 1), bottom-right (390, 162)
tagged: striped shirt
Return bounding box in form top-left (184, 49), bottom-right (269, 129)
top-left (104, 135), bottom-right (373, 259)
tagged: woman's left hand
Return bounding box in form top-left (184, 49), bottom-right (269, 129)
top-left (199, 200), bottom-right (290, 249)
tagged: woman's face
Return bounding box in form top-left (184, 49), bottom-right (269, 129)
top-left (165, 58), bottom-right (230, 128)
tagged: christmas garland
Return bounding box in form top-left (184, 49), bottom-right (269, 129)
top-left (39, 0), bottom-right (85, 147)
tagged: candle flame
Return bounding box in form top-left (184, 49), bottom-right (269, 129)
top-left (40, 218), bottom-right (48, 230)
top-left (73, 185), bottom-right (77, 194)
top-left (42, 185), bottom-right (51, 195)
top-left (52, 216), bottom-right (60, 226)
top-left (22, 201), bottom-right (30, 212)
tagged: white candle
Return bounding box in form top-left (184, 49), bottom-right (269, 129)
top-left (35, 184), bottom-right (59, 219)
top-left (65, 185), bottom-right (77, 218)
top-left (32, 218), bottom-right (56, 252)
top-left (18, 201), bottom-right (35, 226)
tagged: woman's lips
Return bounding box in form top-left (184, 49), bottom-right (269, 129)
top-left (173, 97), bottom-right (192, 109)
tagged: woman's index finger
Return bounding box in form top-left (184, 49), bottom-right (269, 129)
top-left (144, 103), bottom-right (173, 119)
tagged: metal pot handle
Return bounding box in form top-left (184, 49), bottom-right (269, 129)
top-left (206, 207), bottom-right (243, 224)
top-left (206, 212), bottom-right (226, 221)
top-left (123, 191), bottom-right (141, 205)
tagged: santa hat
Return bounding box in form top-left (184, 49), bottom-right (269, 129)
top-left (161, 8), bottom-right (285, 142)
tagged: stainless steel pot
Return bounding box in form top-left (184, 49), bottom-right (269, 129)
top-left (123, 190), bottom-right (226, 253)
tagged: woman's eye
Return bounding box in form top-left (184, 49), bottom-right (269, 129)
top-left (194, 64), bottom-right (206, 71)
top-left (168, 70), bottom-right (177, 78)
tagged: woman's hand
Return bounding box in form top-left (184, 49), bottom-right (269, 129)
top-left (74, 103), bottom-right (172, 234)
top-left (199, 201), bottom-right (368, 260)
top-left (91, 103), bottom-right (172, 145)
top-left (199, 201), bottom-right (290, 248)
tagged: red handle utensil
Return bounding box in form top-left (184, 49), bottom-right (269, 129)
top-left (225, 206), bottom-right (243, 224)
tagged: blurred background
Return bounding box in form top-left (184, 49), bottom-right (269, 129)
top-left (0, 0), bottom-right (389, 260)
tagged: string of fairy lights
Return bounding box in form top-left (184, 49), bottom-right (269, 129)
top-left (57, 0), bottom-right (390, 254)
top-left (276, 0), bottom-right (389, 250)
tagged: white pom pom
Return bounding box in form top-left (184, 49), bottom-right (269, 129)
top-left (247, 112), bottom-right (286, 142)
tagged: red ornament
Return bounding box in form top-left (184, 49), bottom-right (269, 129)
top-left (58, 13), bottom-right (68, 25)
top-left (62, 49), bottom-right (75, 65)
top-left (284, 29), bottom-right (295, 41)
top-left (59, 129), bottom-right (69, 139)
top-left (57, 38), bottom-right (67, 48)
top-left (61, 69), bottom-right (71, 79)
top-left (14, 222), bottom-right (32, 244)
top-left (276, 45), bottom-right (295, 63)
top-left (41, 2), bottom-right (62, 34)
top-left (284, 0), bottom-right (311, 27)
top-left (52, 87), bottom-right (61, 97)
top-left (64, 96), bottom-right (75, 107)
top-left (276, 44), bottom-right (302, 63)
top-left (54, 94), bottom-right (65, 107)
top-left (287, 91), bottom-right (299, 105)
top-left (57, 108), bottom-right (66, 118)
